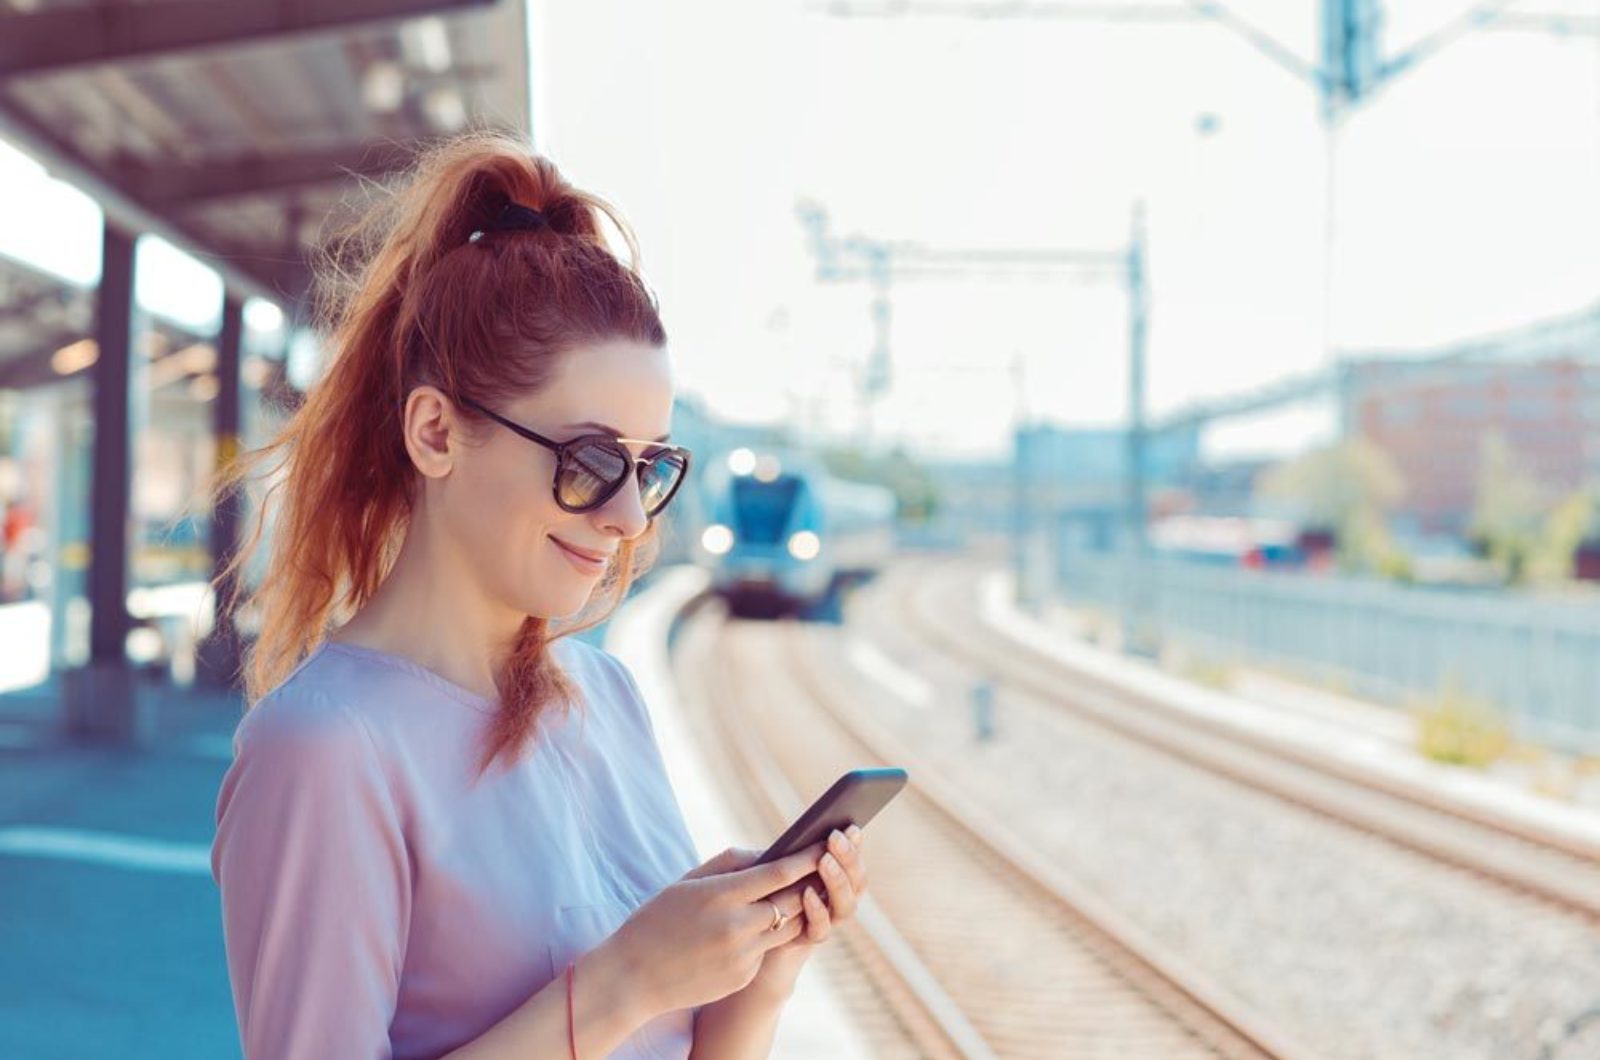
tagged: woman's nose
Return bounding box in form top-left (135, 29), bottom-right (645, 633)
top-left (596, 469), bottom-right (650, 538)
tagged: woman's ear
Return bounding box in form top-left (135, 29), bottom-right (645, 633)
top-left (402, 386), bottom-right (459, 479)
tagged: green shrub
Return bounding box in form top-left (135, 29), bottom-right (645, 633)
top-left (1412, 681), bottom-right (1510, 767)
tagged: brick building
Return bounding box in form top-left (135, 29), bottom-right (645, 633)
top-left (1347, 351), bottom-right (1600, 535)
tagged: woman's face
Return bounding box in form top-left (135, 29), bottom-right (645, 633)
top-left (425, 338), bottom-right (676, 622)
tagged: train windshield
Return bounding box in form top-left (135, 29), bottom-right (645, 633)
top-left (731, 476), bottom-right (801, 545)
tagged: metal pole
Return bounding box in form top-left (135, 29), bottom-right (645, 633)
top-left (1012, 353), bottom-right (1027, 604)
top-left (63, 220), bottom-right (140, 743)
top-left (1121, 201), bottom-right (1154, 656)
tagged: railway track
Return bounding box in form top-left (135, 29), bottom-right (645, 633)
top-left (882, 556), bottom-right (1600, 924)
top-left (818, 555), bottom-right (1600, 1056)
top-left (669, 596), bottom-right (1306, 1059)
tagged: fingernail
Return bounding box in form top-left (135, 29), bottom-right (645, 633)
top-left (830, 829), bottom-right (845, 847)
top-left (847, 825), bottom-right (862, 843)
top-left (823, 853), bottom-right (841, 875)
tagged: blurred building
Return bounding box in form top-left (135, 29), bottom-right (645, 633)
top-left (1016, 423), bottom-right (1202, 498)
top-left (918, 456), bottom-right (1013, 542)
top-left (1184, 456), bottom-right (1277, 517)
top-left (1343, 304), bottom-right (1600, 534)
top-left (914, 422), bottom-right (1201, 546)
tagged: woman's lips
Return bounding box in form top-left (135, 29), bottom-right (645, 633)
top-left (552, 537), bottom-right (610, 572)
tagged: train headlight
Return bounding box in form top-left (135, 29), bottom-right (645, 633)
top-left (701, 524), bottom-right (734, 555)
top-left (787, 530), bottom-right (820, 561)
top-left (753, 454), bottom-right (782, 482)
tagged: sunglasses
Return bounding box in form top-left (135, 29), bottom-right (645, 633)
top-left (458, 396), bottom-right (692, 518)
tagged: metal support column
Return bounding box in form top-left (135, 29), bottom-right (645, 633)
top-left (62, 221), bottom-right (140, 743)
top-left (1011, 354), bottom-right (1028, 604)
top-left (1121, 201), bottom-right (1157, 658)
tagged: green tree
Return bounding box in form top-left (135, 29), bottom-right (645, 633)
top-left (1528, 489), bottom-right (1596, 584)
top-left (820, 445), bottom-right (939, 524)
top-left (1466, 433), bottom-right (1592, 585)
top-left (1256, 437), bottom-right (1410, 577)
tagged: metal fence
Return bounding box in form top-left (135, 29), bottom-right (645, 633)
top-left (1052, 540), bottom-right (1600, 754)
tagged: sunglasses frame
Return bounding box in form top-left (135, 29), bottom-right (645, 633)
top-left (458, 396), bottom-right (692, 517)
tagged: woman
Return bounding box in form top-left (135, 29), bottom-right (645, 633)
top-left (208, 131), bottom-right (870, 1060)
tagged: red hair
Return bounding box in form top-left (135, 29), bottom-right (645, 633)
top-left (210, 129), bottom-right (668, 780)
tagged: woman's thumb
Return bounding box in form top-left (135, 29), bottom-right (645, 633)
top-left (680, 846), bottom-right (763, 881)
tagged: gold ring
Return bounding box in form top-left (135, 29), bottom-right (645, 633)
top-left (765, 898), bottom-right (789, 931)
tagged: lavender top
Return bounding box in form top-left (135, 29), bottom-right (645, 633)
top-left (210, 636), bottom-right (703, 1060)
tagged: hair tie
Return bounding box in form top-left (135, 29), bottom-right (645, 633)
top-left (468, 200), bottom-right (549, 243)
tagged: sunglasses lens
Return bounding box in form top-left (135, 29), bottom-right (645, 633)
top-left (639, 452), bottom-right (688, 515)
top-left (558, 441), bottom-right (628, 509)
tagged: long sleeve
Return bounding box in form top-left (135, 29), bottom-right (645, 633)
top-left (210, 691), bottom-right (412, 1060)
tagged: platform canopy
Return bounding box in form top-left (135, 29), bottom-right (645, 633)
top-left (0, 0), bottom-right (531, 316)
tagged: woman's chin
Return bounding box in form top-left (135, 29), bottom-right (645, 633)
top-left (548, 581), bottom-right (599, 618)
top-left (510, 583), bottom-right (587, 624)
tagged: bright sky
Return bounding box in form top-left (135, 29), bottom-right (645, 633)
top-left (533, 0), bottom-right (1600, 459)
top-left (3, 1), bottom-right (1596, 462)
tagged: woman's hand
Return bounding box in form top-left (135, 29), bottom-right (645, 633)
top-left (685, 826), bottom-right (870, 1002)
top-left (751, 825), bottom-right (868, 997)
top-left (597, 841), bottom-right (827, 1017)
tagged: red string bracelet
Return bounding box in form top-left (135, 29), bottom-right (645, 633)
top-left (566, 959), bottom-right (578, 1060)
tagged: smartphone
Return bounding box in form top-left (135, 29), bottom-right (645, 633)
top-left (755, 767), bottom-right (908, 895)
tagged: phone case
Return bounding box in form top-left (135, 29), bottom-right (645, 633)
top-left (755, 767), bottom-right (908, 894)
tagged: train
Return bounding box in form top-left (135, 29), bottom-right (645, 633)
top-left (686, 446), bottom-right (898, 619)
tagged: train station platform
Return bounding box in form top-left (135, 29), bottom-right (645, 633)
top-left (607, 565), bottom-right (877, 1060)
top-left (0, 676), bottom-right (245, 1057)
